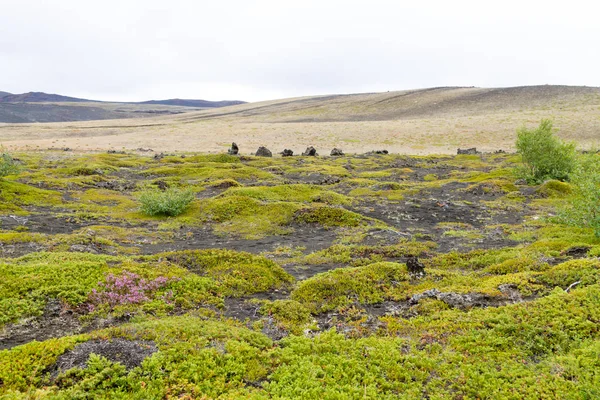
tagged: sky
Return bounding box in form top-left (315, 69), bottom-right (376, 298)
top-left (1, 0), bottom-right (599, 102)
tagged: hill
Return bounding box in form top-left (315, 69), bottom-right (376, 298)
top-left (1, 85), bottom-right (599, 154)
top-left (0, 92), bottom-right (92, 103)
top-left (0, 92), bottom-right (246, 123)
top-left (139, 99), bottom-right (246, 108)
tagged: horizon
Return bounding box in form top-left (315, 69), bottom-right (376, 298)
top-left (3, 83), bottom-right (600, 104)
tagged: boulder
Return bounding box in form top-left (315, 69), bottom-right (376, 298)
top-left (255, 146), bottom-right (272, 157)
top-left (280, 149), bottom-right (294, 157)
top-left (330, 148), bottom-right (344, 156)
top-left (366, 149), bottom-right (389, 155)
top-left (302, 146), bottom-right (318, 156)
top-left (457, 148), bottom-right (480, 155)
top-left (228, 142), bottom-right (239, 155)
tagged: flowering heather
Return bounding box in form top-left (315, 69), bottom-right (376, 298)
top-left (87, 271), bottom-right (177, 311)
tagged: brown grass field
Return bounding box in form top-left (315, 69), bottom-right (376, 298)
top-left (1, 85), bottom-right (599, 154)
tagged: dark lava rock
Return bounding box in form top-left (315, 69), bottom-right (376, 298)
top-left (330, 148), bottom-right (344, 156)
top-left (562, 246), bottom-right (591, 258)
top-left (52, 339), bottom-right (157, 374)
top-left (228, 142), bottom-right (239, 155)
top-left (457, 148), bottom-right (480, 155)
top-left (255, 146), bottom-right (273, 157)
top-left (153, 152), bottom-right (165, 160)
top-left (136, 148), bottom-right (154, 152)
top-left (280, 149), bottom-right (294, 157)
top-left (154, 180), bottom-right (169, 191)
top-left (406, 256), bottom-right (426, 276)
top-left (302, 146), bottom-right (318, 156)
top-left (367, 149), bottom-right (389, 155)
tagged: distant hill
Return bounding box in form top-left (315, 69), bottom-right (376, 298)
top-left (0, 92), bottom-right (92, 103)
top-left (0, 91), bottom-right (246, 123)
top-left (140, 99), bottom-right (246, 108)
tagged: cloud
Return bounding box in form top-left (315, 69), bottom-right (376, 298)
top-left (1, 0), bottom-right (599, 102)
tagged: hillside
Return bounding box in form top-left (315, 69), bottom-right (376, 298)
top-left (140, 99), bottom-right (246, 108)
top-left (1, 85), bottom-right (599, 154)
top-left (0, 92), bottom-right (246, 123)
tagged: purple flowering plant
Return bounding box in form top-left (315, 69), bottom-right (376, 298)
top-left (87, 271), bottom-right (178, 312)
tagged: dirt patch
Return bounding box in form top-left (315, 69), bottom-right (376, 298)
top-left (0, 212), bottom-right (92, 234)
top-left (140, 224), bottom-right (338, 256)
top-left (51, 338), bottom-right (157, 374)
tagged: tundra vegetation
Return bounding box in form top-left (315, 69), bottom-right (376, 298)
top-left (0, 132), bottom-right (599, 399)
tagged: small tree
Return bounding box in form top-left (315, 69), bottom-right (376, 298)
top-left (0, 152), bottom-right (20, 178)
top-left (559, 153), bottom-right (600, 237)
top-left (515, 119), bottom-right (576, 183)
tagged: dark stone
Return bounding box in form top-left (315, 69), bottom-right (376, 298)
top-left (153, 152), bottom-right (165, 160)
top-left (52, 339), bottom-right (157, 375)
top-left (154, 180), bottom-right (169, 191)
top-left (280, 149), bottom-right (294, 157)
top-left (255, 146), bottom-right (272, 157)
top-left (302, 146), bottom-right (318, 156)
top-left (136, 148), bottom-right (154, 152)
top-left (563, 246), bottom-right (591, 258)
top-left (406, 256), bottom-right (426, 276)
top-left (330, 148), bottom-right (344, 156)
top-left (457, 148), bottom-right (480, 155)
top-left (228, 142), bottom-right (239, 155)
top-left (494, 149), bottom-right (506, 154)
top-left (366, 150), bottom-right (389, 155)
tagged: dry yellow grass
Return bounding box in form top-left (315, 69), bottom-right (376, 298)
top-left (1, 85), bottom-right (599, 154)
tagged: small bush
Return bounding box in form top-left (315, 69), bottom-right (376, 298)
top-left (139, 187), bottom-right (195, 216)
top-left (559, 153), bottom-right (600, 236)
top-left (0, 152), bottom-right (20, 177)
top-left (515, 119), bottom-right (576, 183)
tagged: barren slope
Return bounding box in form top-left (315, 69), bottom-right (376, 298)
top-left (1, 85), bottom-right (599, 154)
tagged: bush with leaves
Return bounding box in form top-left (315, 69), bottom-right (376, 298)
top-left (515, 119), bottom-right (576, 183)
top-left (139, 187), bottom-right (195, 216)
top-left (0, 152), bottom-right (20, 178)
top-left (559, 152), bottom-right (600, 236)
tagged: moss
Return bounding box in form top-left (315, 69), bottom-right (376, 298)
top-left (0, 180), bottom-right (62, 214)
top-left (536, 179), bottom-right (573, 198)
top-left (150, 249), bottom-right (294, 297)
top-left (258, 299), bottom-right (313, 334)
top-left (423, 173), bottom-right (438, 181)
top-left (294, 206), bottom-right (367, 227)
top-left (222, 184), bottom-right (351, 205)
top-left (291, 262), bottom-right (409, 313)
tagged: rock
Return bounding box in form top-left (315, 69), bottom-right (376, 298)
top-left (406, 256), bottom-right (426, 276)
top-left (69, 244), bottom-right (98, 254)
top-left (494, 149), bottom-right (506, 154)
top-left (154, 180), bottom-right (169, 191)
top-left (136, 148), bottom-right (154, 152)
top-left (302, 146), bottom-right (318, 156)
top-left (153, 152), bottom-right (165, 160)
top-left (228, 142), bottom-right (239, 155)
top-left (52, 339), bottom-right (157, 374)
top-left (255, 146), bottom-right (272, 157)
top-left (366, 149), bottom-right (389, 155)
top-left (280, 149), bottom-right (294, 157)
top-left (107, 150), bottom-right (126, 154)
top-left (457, 148), bottom-right (480, 155)
top-left (330, 148), bottom-right (344, 156)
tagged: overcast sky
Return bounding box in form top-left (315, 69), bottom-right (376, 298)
top-left (1, 0), bottom-right (599, 102)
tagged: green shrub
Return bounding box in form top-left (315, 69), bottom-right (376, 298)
top-left (0, 152), bottom-right (20, 178)
top-left (515, 119), bottom-right (576, 183)
top-left (139, 187), bottom-right (195, 216)
top-left (559, 153), bottom-right (600, 236)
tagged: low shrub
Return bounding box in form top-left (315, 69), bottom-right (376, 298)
top-left (515, 119), bottom-right (576, 183)
top-left (139, 187), bottom-right (195, 216)
top-left (0, 151), bottom-right (21, 177)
